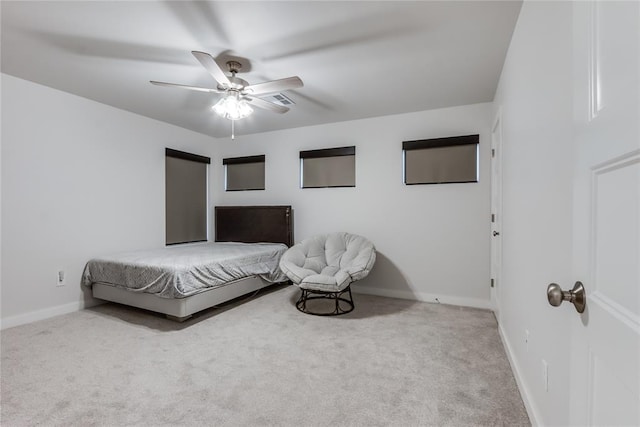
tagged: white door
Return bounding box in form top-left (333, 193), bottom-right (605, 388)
top-left (490, 111), bottom-right (503, 320)
top-left (568, 2), bottom-right (640, 424)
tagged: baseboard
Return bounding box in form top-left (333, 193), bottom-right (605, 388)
top-left (2, 287), bottom-right (491, 328)
top-left (498, 323), bottom-right (541, 426)
top-left (1, 299), bottom-right (102, 330)
top-left (352, 286), bottom-right (492, 310)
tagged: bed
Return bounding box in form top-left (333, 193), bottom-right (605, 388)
top-left (82, 205), bottom-right (293, 321)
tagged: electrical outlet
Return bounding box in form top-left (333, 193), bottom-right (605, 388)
top-left (57, 270), bottom-right (65, 287)
top-left (525, 329), bottom-right (530, 352)
top-left (542, 359), bottom-right (549, 392)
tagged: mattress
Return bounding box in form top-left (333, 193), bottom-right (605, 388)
top-left (82, 242), bottom-right (288, 299)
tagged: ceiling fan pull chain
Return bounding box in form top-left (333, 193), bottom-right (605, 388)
top-left (231, 119), bottom-right (235, 140)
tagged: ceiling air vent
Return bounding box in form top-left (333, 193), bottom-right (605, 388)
top-left (263, 93), bottom-right (295, 106)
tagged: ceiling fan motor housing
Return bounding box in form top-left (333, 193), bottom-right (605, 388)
top-left (225, 76), bottom-right (248, 91)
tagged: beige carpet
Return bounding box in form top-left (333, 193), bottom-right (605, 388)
top-left (1, 285), bottom-right (529, 426)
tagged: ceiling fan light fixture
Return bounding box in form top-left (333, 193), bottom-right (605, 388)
top-left (212, 91), bottom-right (253, 121)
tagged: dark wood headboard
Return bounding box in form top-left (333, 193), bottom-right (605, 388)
top-left (215, 206), bottom-right (293, 247)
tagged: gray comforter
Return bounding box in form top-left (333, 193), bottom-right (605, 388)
top-left (82, 242), bottom-right (288, 298)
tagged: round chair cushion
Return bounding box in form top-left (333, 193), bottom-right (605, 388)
top-left (279, 232), bottom-right (376, 292)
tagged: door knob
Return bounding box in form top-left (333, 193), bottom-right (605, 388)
top-left (547, 281), bottom-right (586, 313)
top-left (493, 231), bottom-right (500, 236)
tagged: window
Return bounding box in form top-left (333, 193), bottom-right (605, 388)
top-left (403, 134), bottom-right (479, 185)
top-left (223, 155), bottom-right (265, 191)
top-left (300, 146), bottom-right (356, 188)
top-left (165, 148), bottom-right (210, 245)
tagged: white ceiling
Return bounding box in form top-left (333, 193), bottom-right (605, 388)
top-left (1, 1), bottom-right (522, 138)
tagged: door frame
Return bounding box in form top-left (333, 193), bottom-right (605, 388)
top-left (490, 108), bottom-right (504, 320)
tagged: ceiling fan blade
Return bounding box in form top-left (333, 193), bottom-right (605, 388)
top-left (245, 97), bottom-right (290, 114)
top-left (244, 76), bottom-right (303, 96)
top-left (191, 51), bottom-right (230, 87)
top-left (150, 81), bottom-right (224, 93)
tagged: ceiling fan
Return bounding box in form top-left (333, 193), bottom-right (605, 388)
top-left (151, 51), bottom-right (303, 138)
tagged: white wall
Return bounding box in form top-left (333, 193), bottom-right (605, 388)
top-left (213, 103), bottom-right (493, 307)
top-left (0, 63), bottom-right (3, 330)
top-left (1, 74), bottom-right (218, 328)
top-left (492, 2), bottom-right (574, 425)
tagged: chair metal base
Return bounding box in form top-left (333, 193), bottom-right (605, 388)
top-left (295, 286), bottom-right (354, 316)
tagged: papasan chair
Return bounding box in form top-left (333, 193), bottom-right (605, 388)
top-left (279, 232), bottom-right (376, 315)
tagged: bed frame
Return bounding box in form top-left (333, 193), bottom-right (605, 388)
top-left (92, 205), bottom-right (293, 321)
